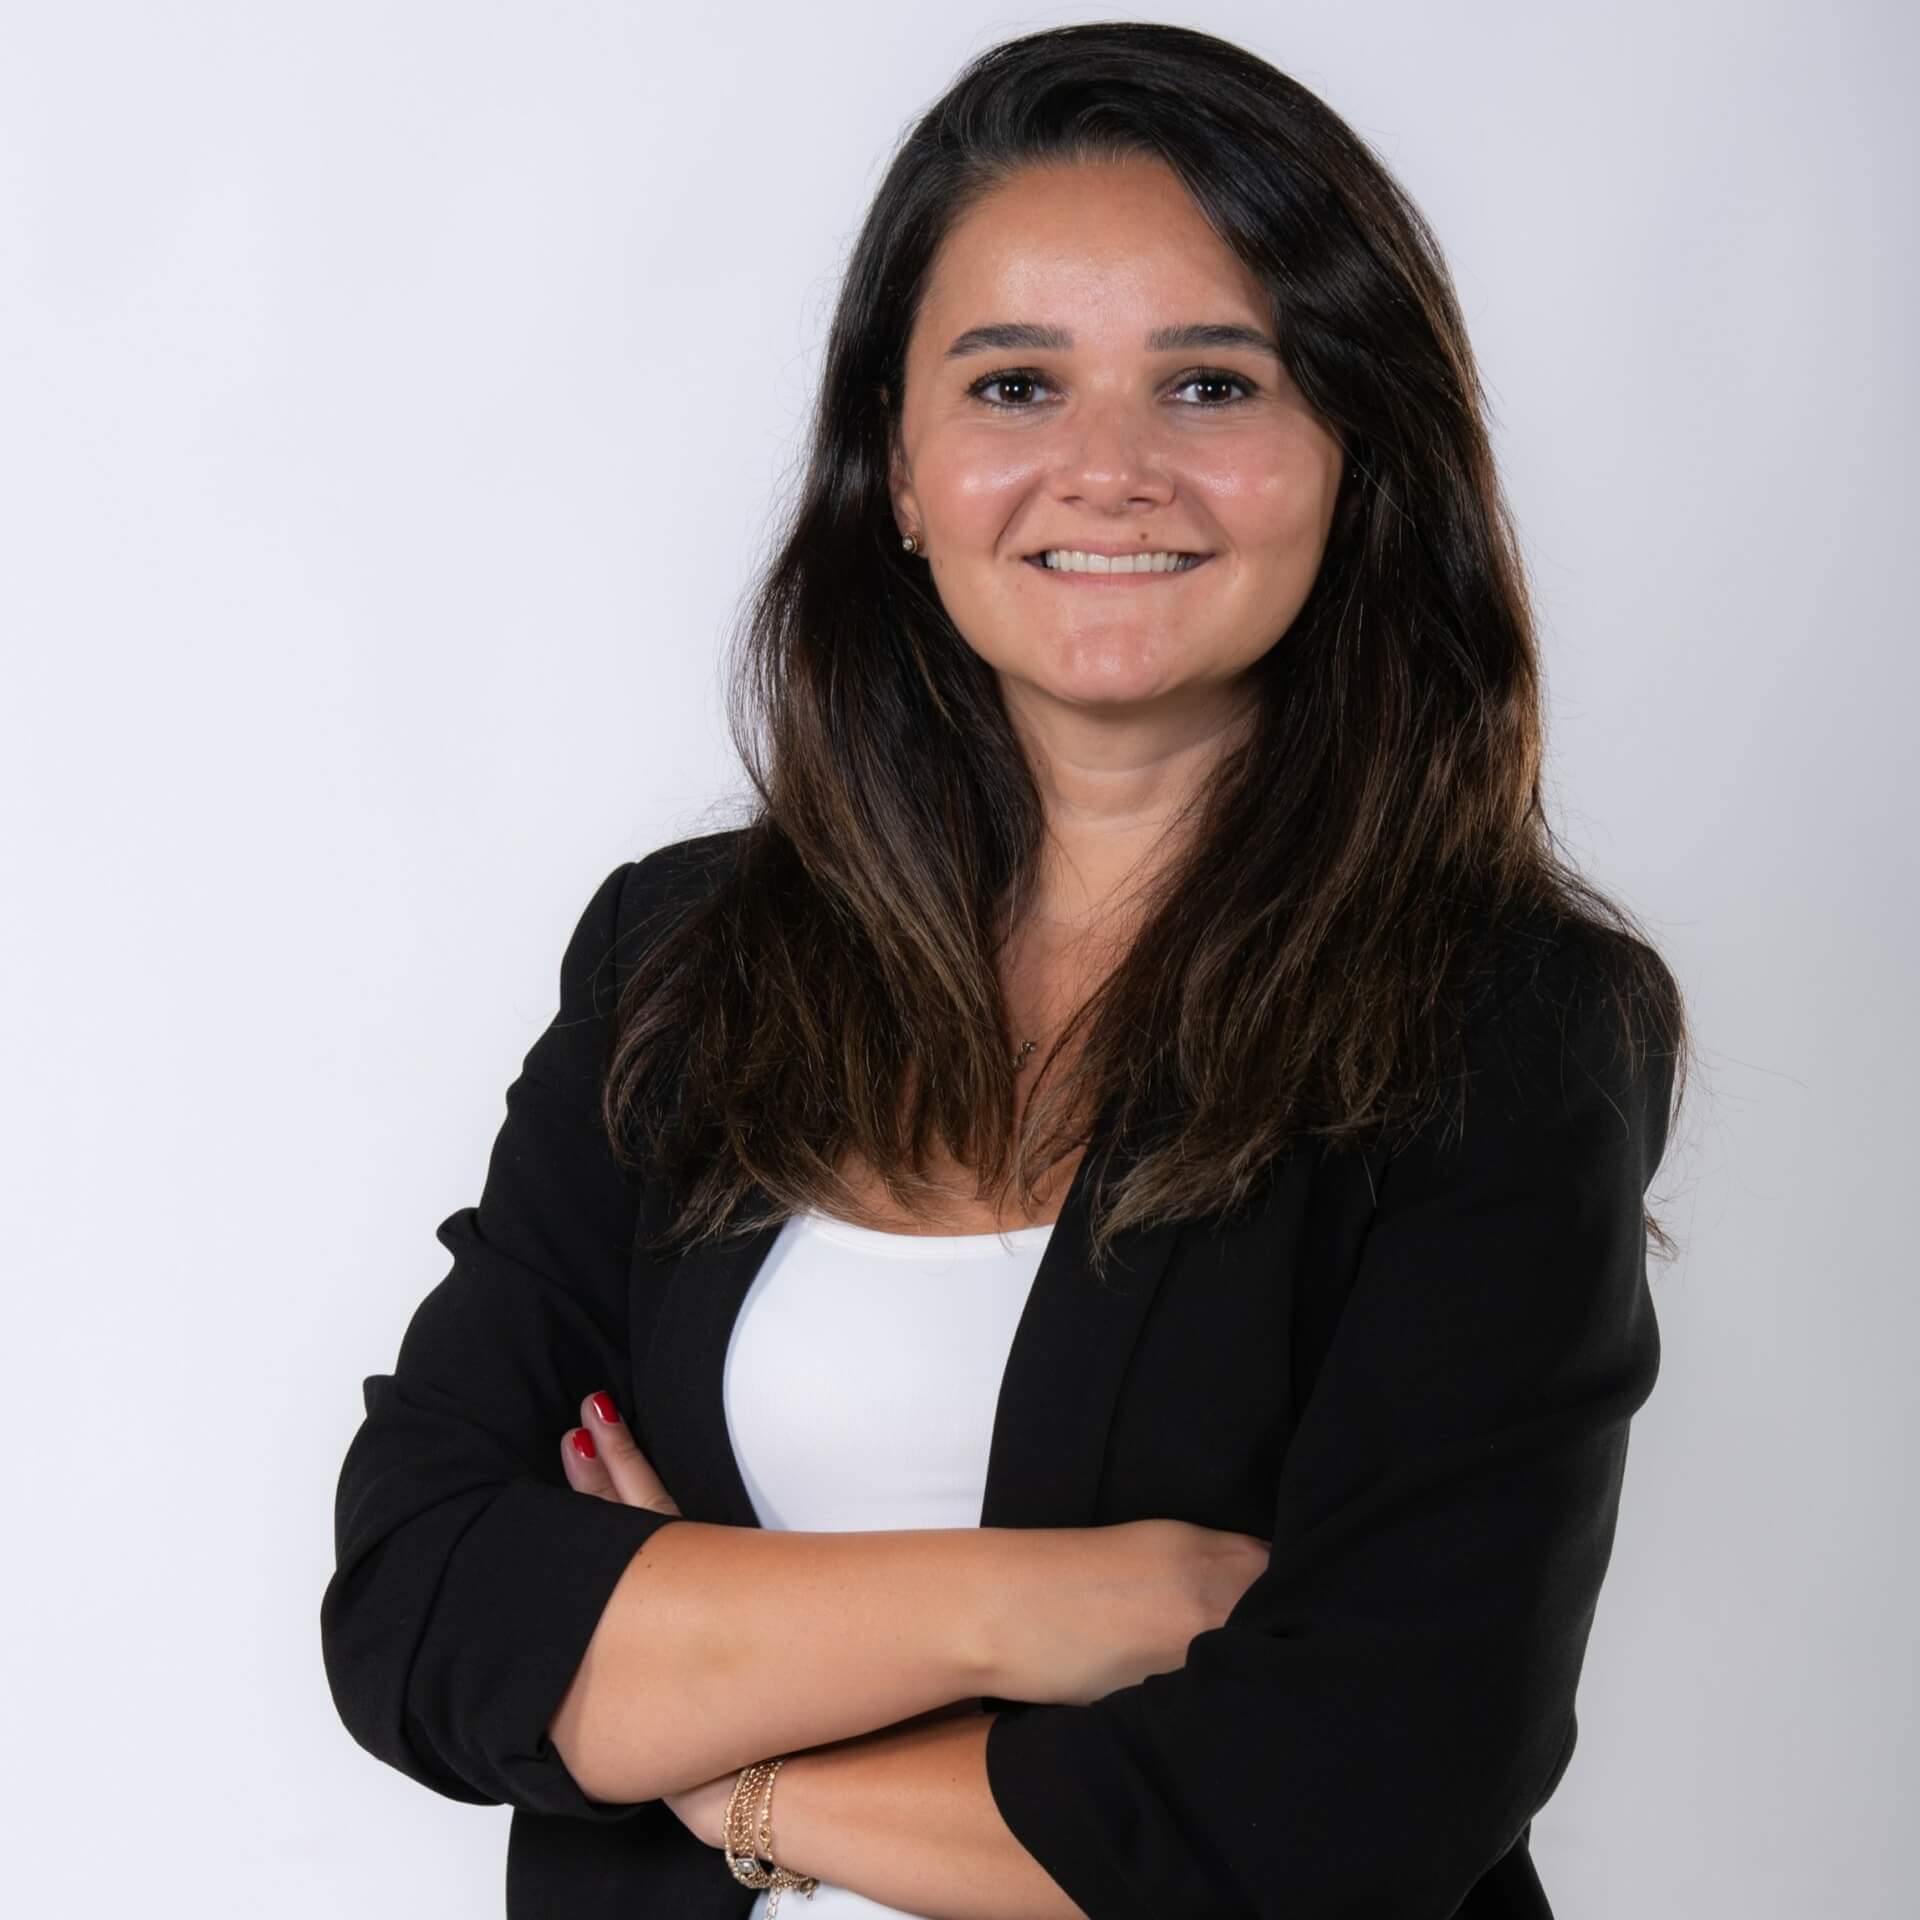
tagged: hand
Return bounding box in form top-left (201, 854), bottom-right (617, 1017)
top-left (990, 1516), bottom-right (1272, 1706)
top-left (559, 1388), bottom-right (682, 1518)
top-left (561, 1389), bottom-right (734, 1844)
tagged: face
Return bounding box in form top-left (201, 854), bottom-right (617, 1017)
top-left (889, 155), bottom-right (1347, 735)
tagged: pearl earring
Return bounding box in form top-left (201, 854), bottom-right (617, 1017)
top-left (901, 532), bottom-right (921, 555)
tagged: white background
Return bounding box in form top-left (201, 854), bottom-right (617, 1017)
top-left (2, 2), bottom-right (1913, 1913)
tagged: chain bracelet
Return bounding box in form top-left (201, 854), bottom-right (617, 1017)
top-left (723, 1756), bottom-right (818, 1911)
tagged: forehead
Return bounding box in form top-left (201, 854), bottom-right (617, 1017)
top-left (914, 156), bottom-right (1274, 343)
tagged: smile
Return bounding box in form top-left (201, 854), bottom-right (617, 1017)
top-left (1024, 549), bottom-right (1212, 578)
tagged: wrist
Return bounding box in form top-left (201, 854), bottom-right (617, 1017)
top-left (723, 1756), bottom-right (821, 1898)
top-left (968, 1523), bottom-right (1078, 1701)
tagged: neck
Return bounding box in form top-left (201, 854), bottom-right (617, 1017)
top-left (1002, 680), bottom-right (1255, 925)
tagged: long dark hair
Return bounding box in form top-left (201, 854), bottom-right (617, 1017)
top-left (602, 21), bottom-right (1691, 1278)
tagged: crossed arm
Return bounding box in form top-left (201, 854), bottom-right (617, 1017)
top-left (551, 1389), bottom-right (1086, 1918)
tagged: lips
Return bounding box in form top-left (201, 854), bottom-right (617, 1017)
top-left (1022, 552), bottom-right (1214, 575)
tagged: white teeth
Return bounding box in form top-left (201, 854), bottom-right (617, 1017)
top-left (1038, 549), bottom-right (1201, 573)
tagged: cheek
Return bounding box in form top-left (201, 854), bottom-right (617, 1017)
top-left (916, 435), bottom-right (1038, 533)
top-left (1185, 434), bottom-right (1336, 551)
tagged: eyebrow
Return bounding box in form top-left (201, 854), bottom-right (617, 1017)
top-left (942, 321), bottom-right (1282, 360)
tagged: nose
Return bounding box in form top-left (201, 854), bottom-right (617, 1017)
top-left (1053, 396), bottom-right (1175, 512)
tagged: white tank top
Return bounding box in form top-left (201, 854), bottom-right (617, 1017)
top-left (724, 1205), bottom-right (1056, 1920)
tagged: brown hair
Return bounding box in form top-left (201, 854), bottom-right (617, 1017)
top-left (600, 22), bottom-right (1691, 1280)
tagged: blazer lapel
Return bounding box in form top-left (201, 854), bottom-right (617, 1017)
top-left (634, 1186), bottom-right (784, 1530)
top-left (978, 1123), bottom-right (1184, 1533)
top-left (634, 1088), bottom-right (1184, 1537)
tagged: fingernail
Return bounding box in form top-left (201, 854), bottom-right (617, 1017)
top-left (590, 1391), bottom-right (621, 1426)
top-left (569, 1428), bottom-right (597, 1460)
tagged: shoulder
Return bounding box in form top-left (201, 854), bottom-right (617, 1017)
top-left (1415, 911), bottom-right (1681, 1188)
top-left (621, 827), bottom-right (747, 916)
top-left (604, 827), bottom-right (748, 949)
top-left (1470, 906), bottom-right (1679, 1056)
top-left (553, 829), bottom-right (747, 1016)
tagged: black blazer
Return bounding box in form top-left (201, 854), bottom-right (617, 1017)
top-left (321, 831), bottom-right (1674, 1920)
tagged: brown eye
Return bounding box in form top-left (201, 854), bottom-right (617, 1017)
top-left (966, 368), bottom-right (1054, 409)
top-left (1172, 372), bottom-right (1257, 407)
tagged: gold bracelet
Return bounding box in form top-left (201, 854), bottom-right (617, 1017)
top-left (723, 1756), bottom-right (818, 1912)
top-left (724, 1761), bottom-right (774, 1886)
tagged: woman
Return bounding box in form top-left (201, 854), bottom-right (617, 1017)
top-left (322, 22), bottom-right (1689, 1920)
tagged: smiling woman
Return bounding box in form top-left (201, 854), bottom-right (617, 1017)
top-left (888, 172), bottom-right (1348, 722)
top-left (321, 20), bottom-right (1691, 1920)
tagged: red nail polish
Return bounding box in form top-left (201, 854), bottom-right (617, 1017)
top-left (590, 1392), bottom-right (621, 1426)
top-left (570, 1428), bottom-right (597, 1461)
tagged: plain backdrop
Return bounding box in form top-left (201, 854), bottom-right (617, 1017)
top-left (2, 2), bottom-right (1913, 1913)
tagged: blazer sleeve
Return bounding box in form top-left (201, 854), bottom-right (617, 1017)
top-left (982, 934), bottom-right (1676, 1917)
top-left (319, 856), bottom-right (688, 1818)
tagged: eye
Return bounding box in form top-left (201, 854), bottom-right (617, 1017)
top-left (1170, 370), bottom-right (1258, 407)
top-left (965, 368), bottom-right (1056, 409)
top-left (963, 366), bottom-right (1260, 411)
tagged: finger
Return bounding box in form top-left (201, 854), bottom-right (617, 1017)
top-left (580, 1389), bottom-right (682, 1516)
top-left (560, 1424), bottom-right (620, 1501)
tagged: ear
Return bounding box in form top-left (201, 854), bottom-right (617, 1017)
top-left (882, 390), bottom-right (920, 541)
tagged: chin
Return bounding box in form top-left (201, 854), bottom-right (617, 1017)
top-left (1013, 661), bottom-right (1191, 713)
top-left (1047, 631), bottom-right (1198, 692)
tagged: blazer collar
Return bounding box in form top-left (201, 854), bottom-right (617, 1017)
top-left (635, 1088), bottom-right (1185, 1534)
